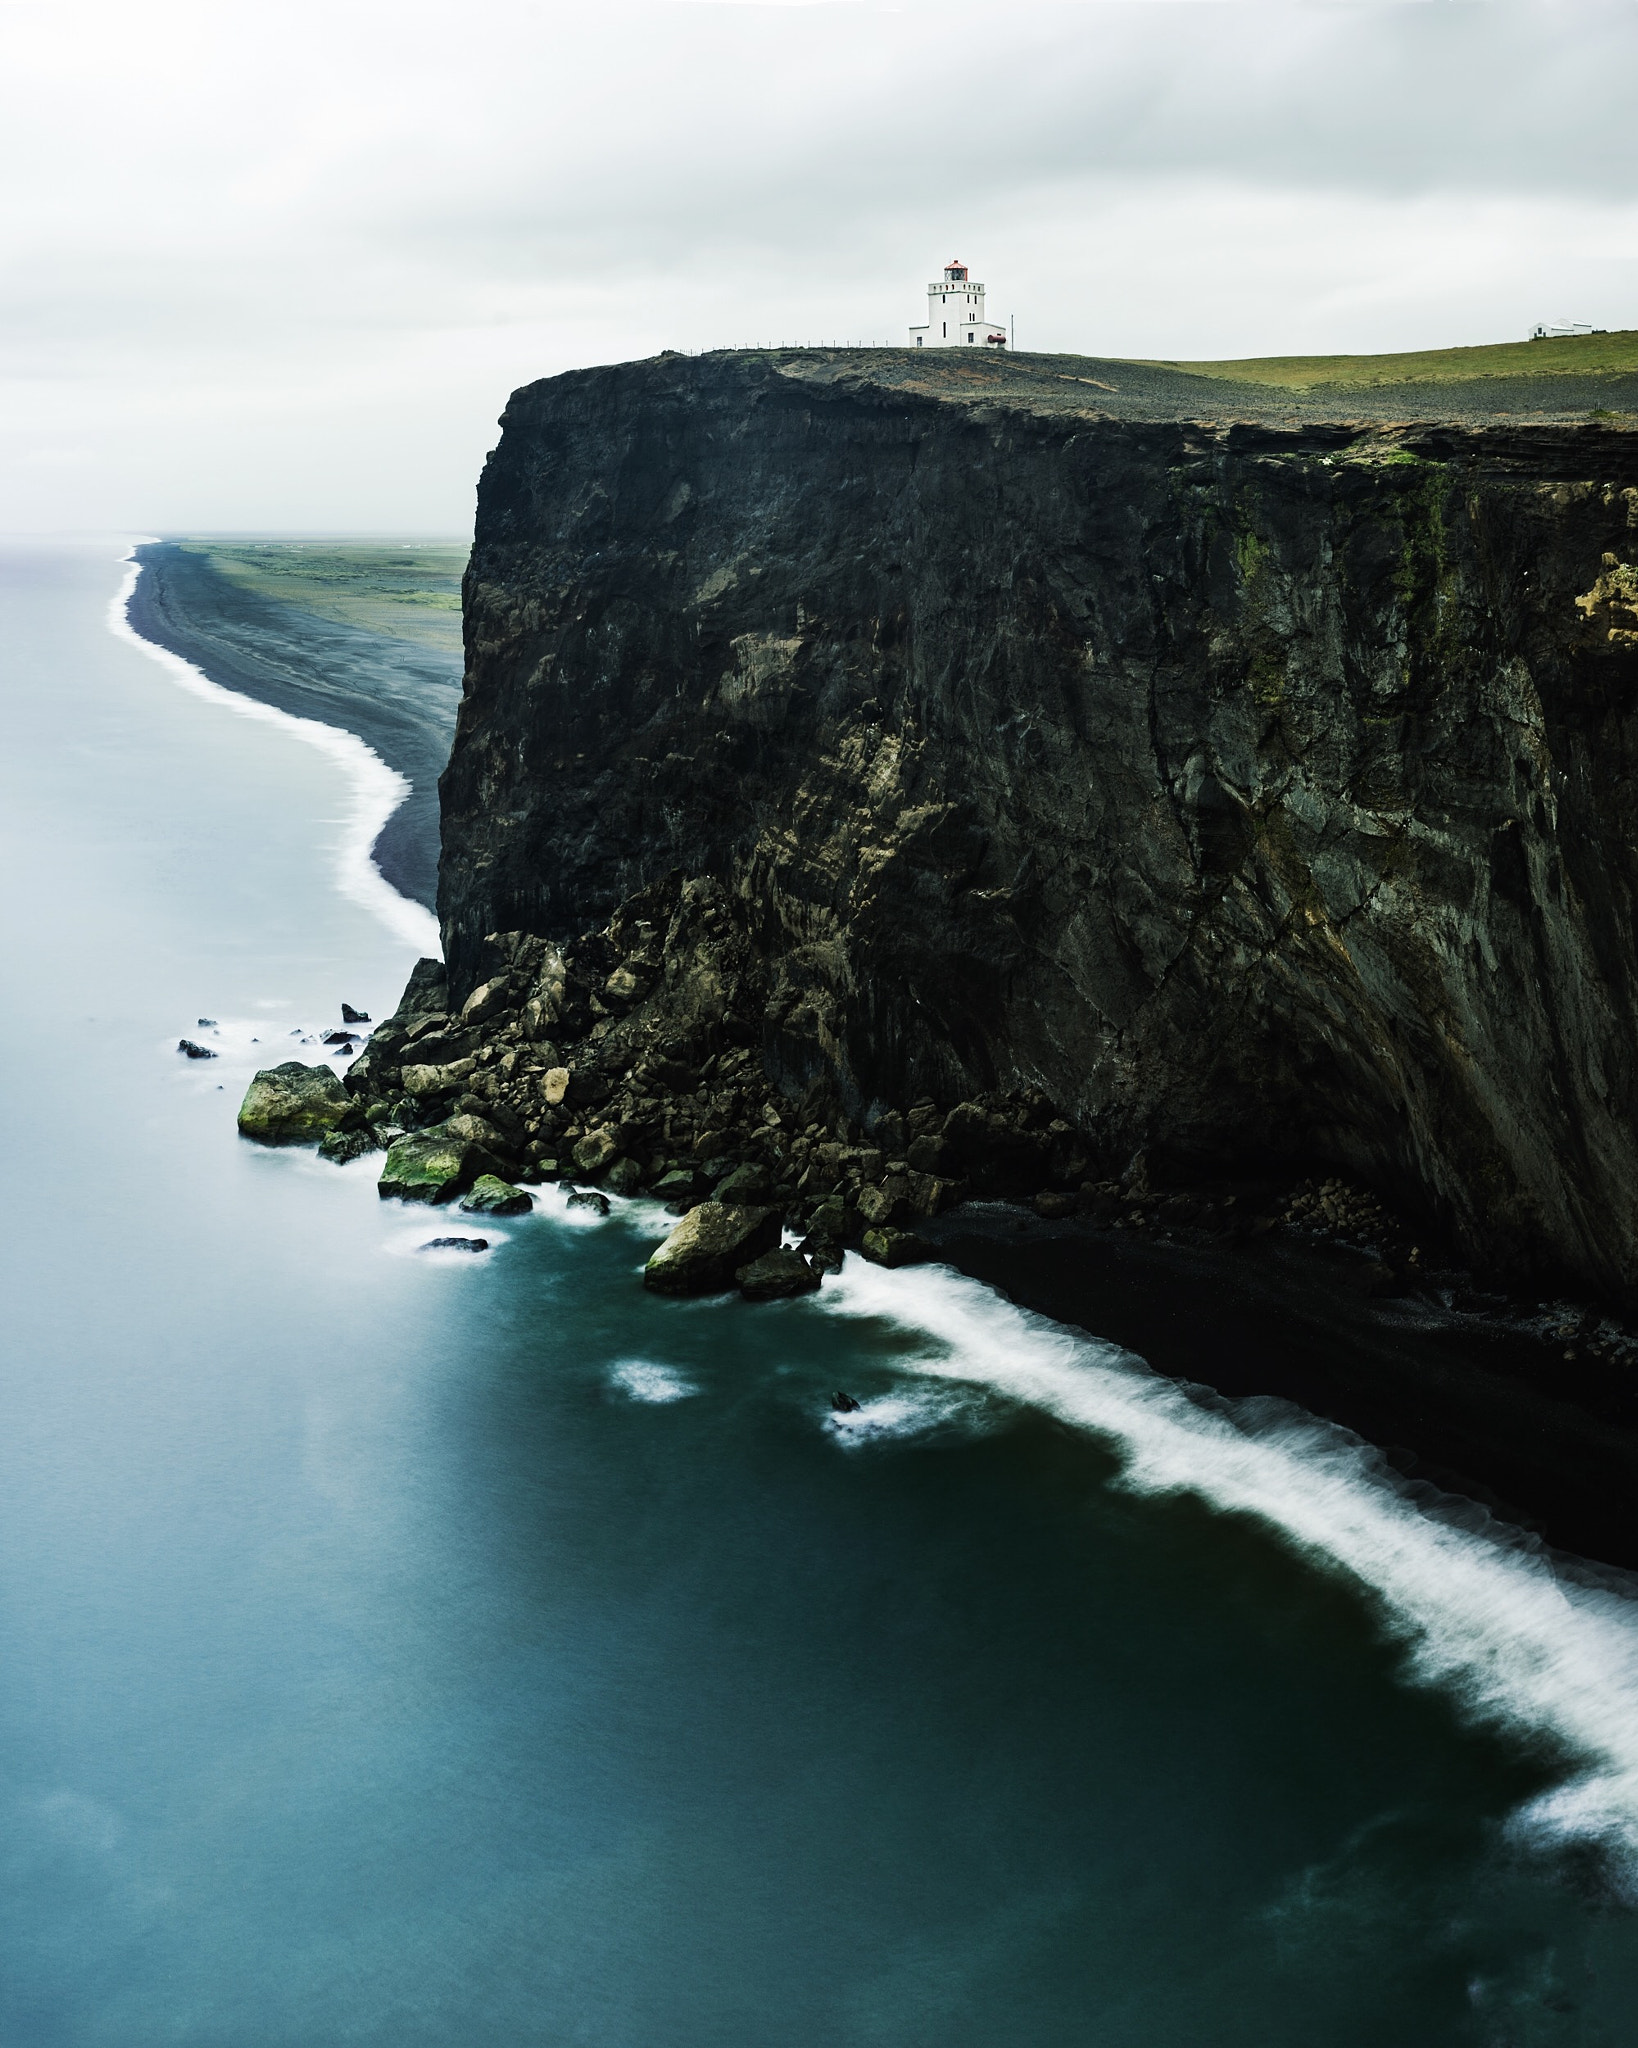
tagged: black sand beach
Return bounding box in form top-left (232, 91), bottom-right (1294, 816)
top-left (128, 542), bottom-right (462, 908)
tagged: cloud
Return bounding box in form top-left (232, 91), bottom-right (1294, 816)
top-left (2, 0), bottom-right (1634, 529)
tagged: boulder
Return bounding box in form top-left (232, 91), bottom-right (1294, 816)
top-left (572, 1125), bottom-right (622, 1176)
top-left (1032, 1191), bottom-right (1078, 1219)
top-left (178, 1038), bottom-right (217, 1060)
top-left (441, 1109), bottom-right (513, 1155)
top-left (857, 1179), bottom-right (910, 1229)
top-left (644, 1204), bottom-right (782, 1296)
top-left (460, 1174), bottom-right (533, 1216)
top-left (541, 1066), bottom-right (572, 1107)
top-left (341, 1002), bottom-right (370, 1024)
top-left (604, 1156), bottom-right (644, 1197)
top-left (714, 1160), bottom-right (772, 1205)
top-left (860, 1226), bottom-right (935, 1269)
top-left (737, 1247), bottom-right (821, 1300)
top-left (566, 1188), bottom-right (611, 1216)
top-left (460, 974), bottom-right (514, 1025)
top-left (237, 1062), bottom-right (349, 1145)
top-left (401, 1057), bottom-right (476, 1098)
top-left (651, 1166), bottom-right (704, 1203)
top-left (377, 1130), bottom-right (481, 1203)
top-left (318, 1127), bottom-right (381, 1165)
top-left (419, 1236), bottom-right (488, 1253)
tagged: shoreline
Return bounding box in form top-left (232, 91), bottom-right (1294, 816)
top-left (124, 541), bottom-right (459, 916)
top-left (919, 1203), bottom-right (1638, 1574)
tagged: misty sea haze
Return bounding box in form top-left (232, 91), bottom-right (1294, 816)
top-left (7, 538), bottom-right (1638, 2042)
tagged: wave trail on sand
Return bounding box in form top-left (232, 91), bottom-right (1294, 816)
top-left (108, 545), bottom-right (440, 957)
top-left (820, 1255), bottom-right (1638, 1887)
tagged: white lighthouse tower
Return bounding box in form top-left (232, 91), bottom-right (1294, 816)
top-left (909, 259), bottom-right (1007, 349)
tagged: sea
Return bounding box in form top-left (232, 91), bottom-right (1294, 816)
top-left (4, 536), bottom-right (1638, 2044)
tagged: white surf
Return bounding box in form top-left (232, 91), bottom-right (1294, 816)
top-left (108, 544), bottom-right (440, 957)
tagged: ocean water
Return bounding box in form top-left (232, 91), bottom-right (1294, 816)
top-left (4, 538), bottom-right (1638, 2044)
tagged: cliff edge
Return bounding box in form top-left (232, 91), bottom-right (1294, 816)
top-left (428, 347), bottom-right (1638, 1301)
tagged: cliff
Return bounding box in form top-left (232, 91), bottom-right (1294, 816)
top-left (430, 347), bottom-right (1638, 1301)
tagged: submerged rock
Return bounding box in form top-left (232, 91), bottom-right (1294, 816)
top-left (237, 1061), bottom-right (348, 1144)
top-left (736, 1246), bottom-right (821, 1301)
top-left (644, 1204), bottom-right (781, 1296)
top-left (178, 1038), bottom-right (217, 1060)
top-left (377, 1129), bottom-right (481, 1203)
top-left (419, 1236), bottom-right (489, 1253)
top-left (460, 1174), bottom-right (533, 1216)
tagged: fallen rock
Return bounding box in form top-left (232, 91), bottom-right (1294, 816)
top-left (651, 1166), bottom-right (704, 1203)
top-left (714, 1161), bottom-right (772, 1205)
top-left (401, 1057), bottom-right (476, 1098)
top-left (737, 1246), bottom-right (821, 1300)
top-left (460, 975), bottom-right (514, 1025)
top-left (566, 1188), bottom-right (611, 1216)
top-left (572, 1125), bottom-right (622, 1176)
top-left (178, 1038), bottom-right (217, 1060)
top-left (377, 1130), bottom-right (480, 1203)
top-left (341, 1003), bottom-right (370, 1023)
top-left (541, 1066), bottom-right (572, 1107)
top-left (419, 1236), bottom-right (488, 1253)
top-left (797, 1230), bottom-right (845, 1273)
top-left (604, 1156), bottom-right (644, 1197)
top-left (237, 1061), bottom-right (349, 1144)
top-left (318, 1127), bottom-right (381, 1165)
top-left (644, 1203), bottom-right (781, 1295)
top-left (860, 1226), bottom-right (935, 1269)
top-left (460, 1174), bottom-right (533, 1216)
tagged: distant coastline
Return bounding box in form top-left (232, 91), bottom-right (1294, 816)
top-left (125, 540), bottom-right (464, 912)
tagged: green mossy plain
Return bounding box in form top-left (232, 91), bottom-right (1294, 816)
top-left (179, 540), bottom-right (469, 653)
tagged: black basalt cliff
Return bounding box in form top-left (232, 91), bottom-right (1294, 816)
top-left (430, 347), bottom-right (1638, 1302)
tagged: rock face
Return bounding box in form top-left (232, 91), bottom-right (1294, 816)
top-left (237, 1062), bottom-right (348, 1144)
top-left (644, 1203), bottom-right (782, 1295)
top-left (426, 350), bottom-right (1638, 1299)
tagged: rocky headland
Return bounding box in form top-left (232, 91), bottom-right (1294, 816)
top-left (235, 345), bottom-right (1638, 1557)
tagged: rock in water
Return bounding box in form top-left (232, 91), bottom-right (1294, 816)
top-left (644, 1204), bottom-right (782, 1296)
top-left (736, 1246), bottom-right (821, 1300)
top-left (377, 1130), bottom-right (481, 1203)
top-left (237, 1062), bottom-right (348, 1144)
top-left (860, 1226), bottom-right (935, 1269)
top-left (178, 1038), bottom-right (217, 1060)
top-left (460, 1174), bottom-right (533, 1216)
top-left (419, 1236), bottom-right (488, 1253)
top-left (565, 1188), bottom-right (611, 1216)
top-left (318, 1127), bottom-right (381, 1165)
top-left (341, 1003), bottom-right (370, 1023)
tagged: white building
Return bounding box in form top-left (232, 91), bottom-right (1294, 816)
top-left (910, 260), bottom-right (1007, 349)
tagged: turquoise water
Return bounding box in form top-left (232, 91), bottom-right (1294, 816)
top-left (4, 540), bottom-right (1638, 2044)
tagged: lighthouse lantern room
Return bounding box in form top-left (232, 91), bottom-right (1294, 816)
top-left (909, 260), bottom-right (1006, 349)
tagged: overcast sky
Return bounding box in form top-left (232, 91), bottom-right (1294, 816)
top-left (4, 0), bottom-right (1636, 532)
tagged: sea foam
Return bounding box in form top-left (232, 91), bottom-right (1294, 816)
top-left (108, 546), bottom-right (440, 956)
top-left (820, 1254), bottom-right (1638, 1885)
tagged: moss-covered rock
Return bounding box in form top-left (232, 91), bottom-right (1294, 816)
top-left (378, 1130), bottom-right (479, 1204)
top-left (861, 1226), bottom-right (934, 1269)
top-left (237, 1062), bottom-right (349, 1146)
top-left (459, 1174), bottom-right (533, 1216)
top-left (644, 1203), bottom-right (781, 1296)
top-left (318, 1126), bottom-right (381, 1165)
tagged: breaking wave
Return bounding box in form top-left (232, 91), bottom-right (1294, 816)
top-left (820, 1254), bottom-right (1638, 1887)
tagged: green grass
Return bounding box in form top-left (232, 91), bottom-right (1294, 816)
top-left (1141, 330), bottom-right (1638, 391)
top-left (180, 540), bottom-right (469, 652)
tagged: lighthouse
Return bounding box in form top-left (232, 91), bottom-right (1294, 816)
top-left (909, 260), bottom-right (1007, 349)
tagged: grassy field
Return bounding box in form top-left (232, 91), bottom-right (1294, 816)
top-left (1144, 330), bottom-right (1638, 392)
top-left (180, 540), bottom-right (469, 653)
